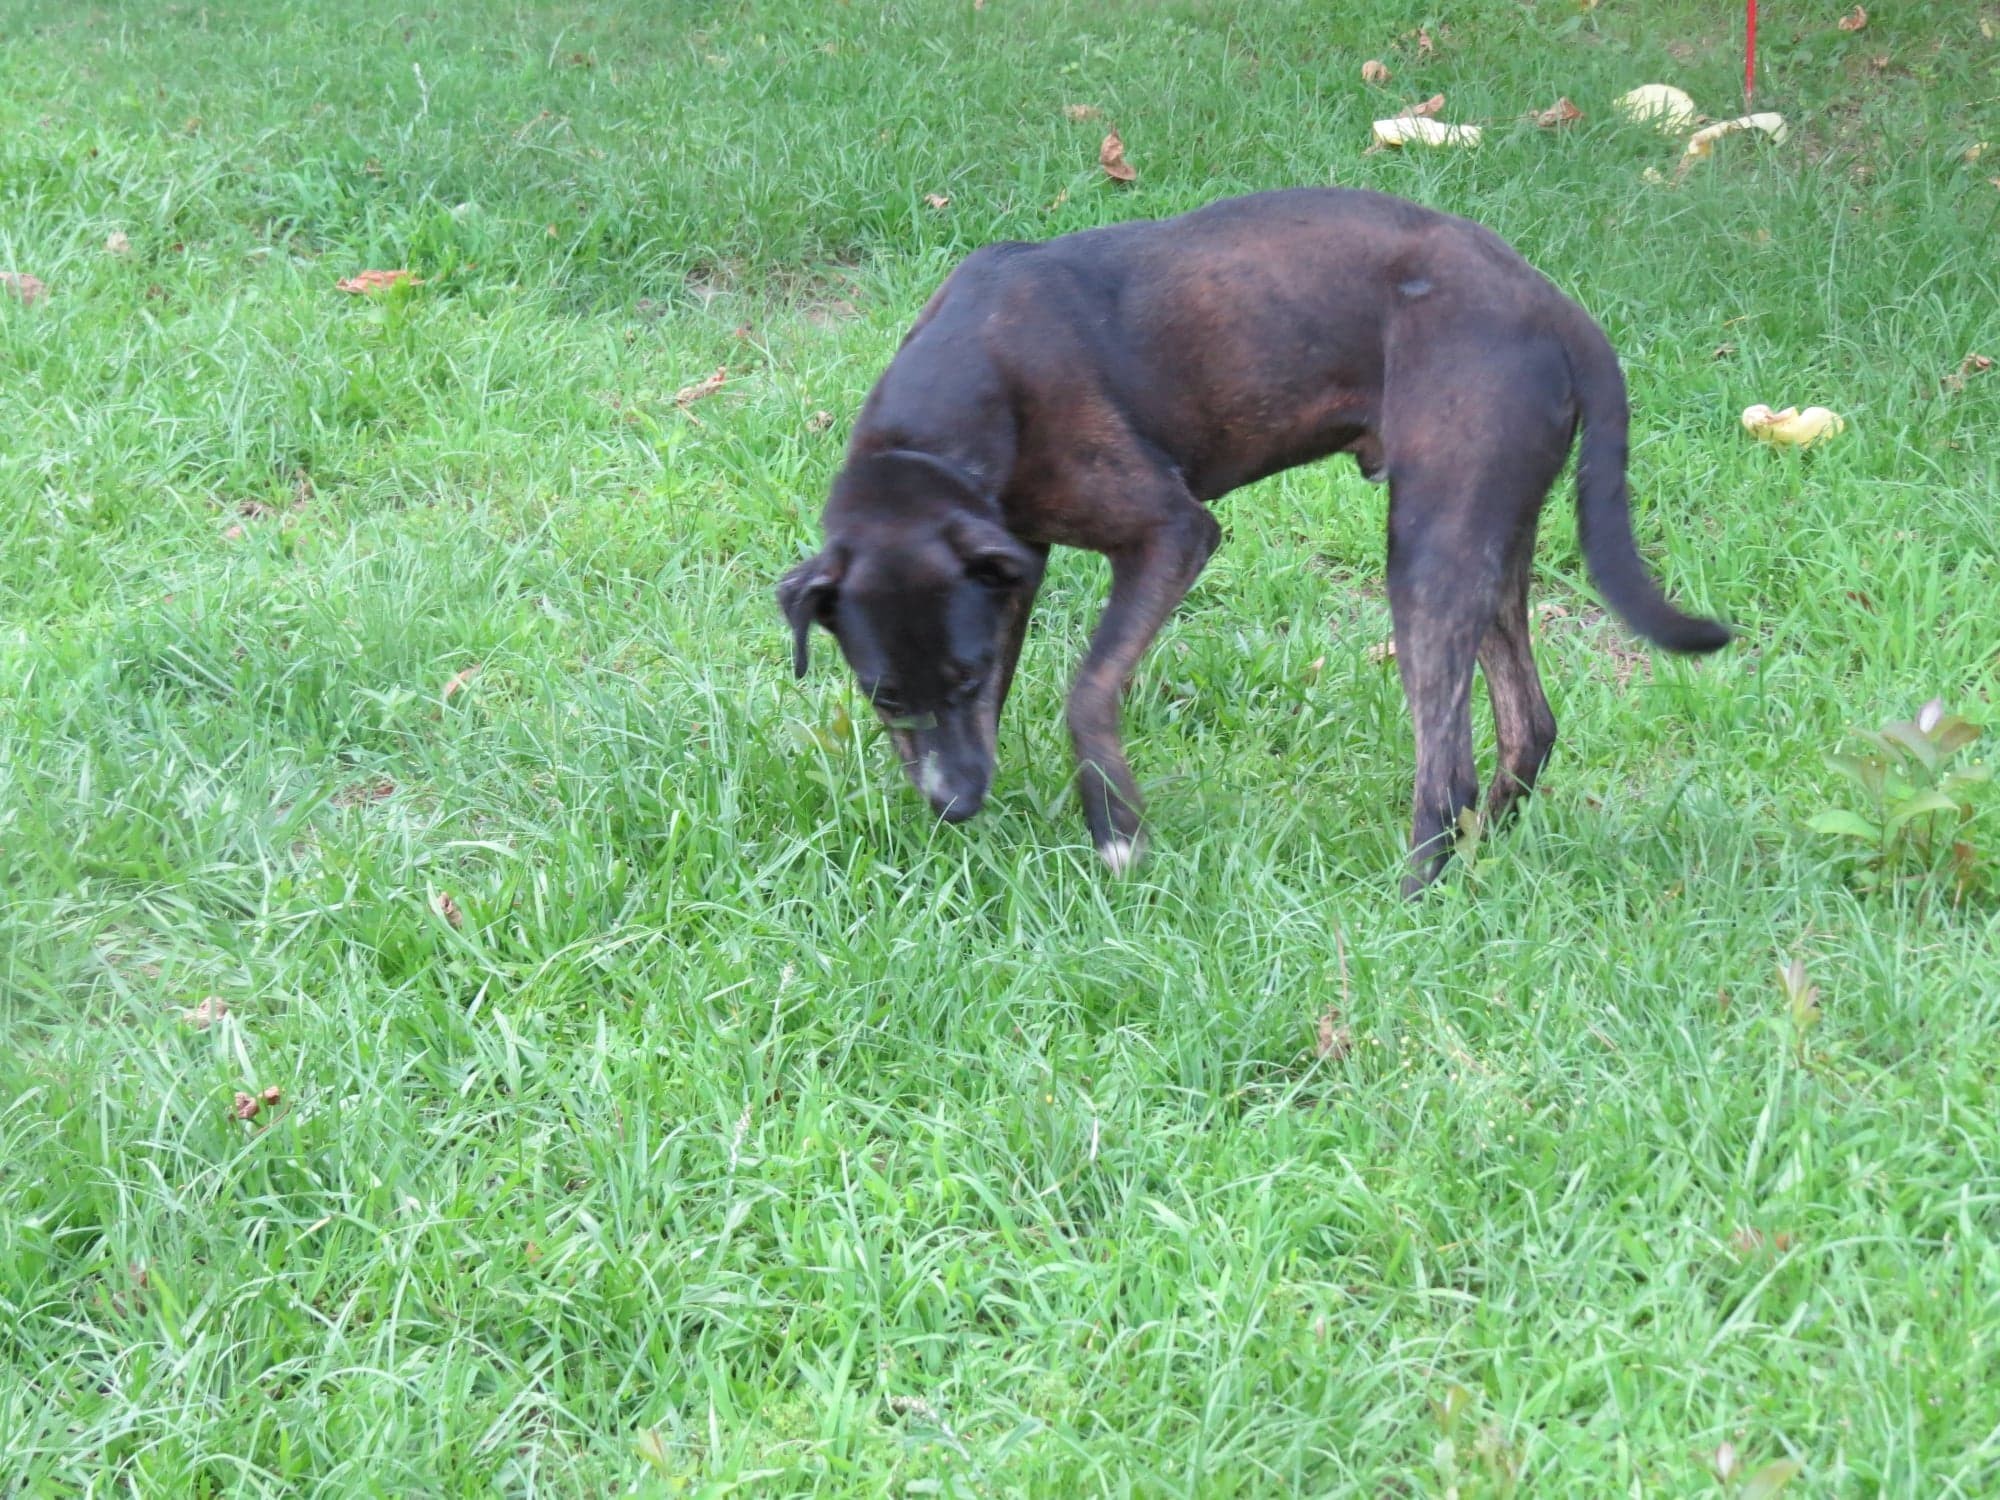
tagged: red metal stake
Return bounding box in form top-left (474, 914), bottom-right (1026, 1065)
top-left (1744, 0), bottom-right (1758, 105)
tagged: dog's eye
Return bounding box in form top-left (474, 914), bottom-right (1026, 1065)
top-left (941, 664), bottom-right (985, 703)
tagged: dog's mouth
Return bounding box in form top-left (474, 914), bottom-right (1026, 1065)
top-left (920, 759), bottom-right (987, 821)
top-left (886, 719), bottom-right (993, 824)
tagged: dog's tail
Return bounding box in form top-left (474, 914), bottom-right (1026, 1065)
top-left (1560, 305), bottom-right (1732, 654)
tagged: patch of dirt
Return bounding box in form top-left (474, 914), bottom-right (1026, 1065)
top-left (331, 776), bottom-right (396, 808)
top-left (800, 295), bottom-right (860, 328)
top-left (1533, 597), bottom-right (1653, 687)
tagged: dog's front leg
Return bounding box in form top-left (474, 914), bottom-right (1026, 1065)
top-left (1067, 508), bottom-right (1221, 873)
top-left (985, 545), bottom-right (1049, 744)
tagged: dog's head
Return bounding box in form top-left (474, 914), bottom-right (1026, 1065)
top-left (779, 450), bottom-right (1039, 825)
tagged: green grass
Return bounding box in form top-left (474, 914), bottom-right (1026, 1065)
top-left (3, 0), bottom-right (1999, 1493)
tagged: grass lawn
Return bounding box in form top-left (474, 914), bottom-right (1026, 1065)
top-left (4, 0), bottom-right (1998, 1492)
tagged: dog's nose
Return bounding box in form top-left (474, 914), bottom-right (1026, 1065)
top-left (933, 788), bottom-right (985, 823)
top-left (916, 752), bottom-right (988, 823)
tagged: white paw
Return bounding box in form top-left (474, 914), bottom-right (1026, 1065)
top-left (1098, 836), bottom-right (1143, 876)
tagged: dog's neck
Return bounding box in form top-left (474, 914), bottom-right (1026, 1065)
top-left (846, 321), bottom-right (1016, 510)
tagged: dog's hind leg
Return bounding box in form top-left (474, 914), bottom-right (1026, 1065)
top-left (1387, 491), bottom-right (1500, 897)
top-left (1478, 540), bottom-right (1559, 828)
top-left (1384, 334), bottom-right (1576, 894)
top-left (1068, 501), bottom-right (1222, 872)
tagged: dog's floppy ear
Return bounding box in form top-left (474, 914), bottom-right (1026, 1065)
top-left (776, 550), bottom-right (845, 678)
top-left (946, 514), bottom-right (1035, 590)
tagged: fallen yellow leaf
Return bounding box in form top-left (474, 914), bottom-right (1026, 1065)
top-left (1684, 113), bottom-right (1788, 158)
top-left (1616, 84), bottom-right (1698, 131)
top-left (1372, 116), bottom-right (1480, 149)
top-left (1741, 403), bottom-right (1844, 447)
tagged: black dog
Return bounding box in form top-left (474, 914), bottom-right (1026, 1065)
top-left (779, 188), bottom-right (1729, 894)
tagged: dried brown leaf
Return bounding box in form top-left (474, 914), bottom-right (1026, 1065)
top-left (222, 523), bottom-right (246, 541)
top-left (335, 268), bottom-right (421, 295)
top-left (1, 270), bottom-right (48, 305)
top-left (807, 409), bottom-right (835, 434)
top-left (441, 664), bottom-right (480, 702)
top-left (1361, 59), bottom-right (1391, 84)
top-left (1534, 97), bottom-right (1584, 128)
top-left (1063, 103), bottom-right (1102, 122)
top-left (1730, 1226), bottom-right (1798, 1257)
top-left (923, 193), bottom-right (951, 209)
top-left (672, 365), bottom-right (728, 407)
top-left (1836, 5), bottom-right (1867, 31)
top-left (233, 1092), bottom-right (261, 1121)
top-left (1366, 637), bottom-right (1397, 665)
top-left (181, 997), bottom-right (229, 1029)
top-left (435, 891), bottom-right (465, 929)
top-left (1943, 352), bottom-right (1993, 393)
top-left (1315, 1007), bottom-right (1353, 1061)
top-left (1402, 93), bottom-right (1446, 120)
top-left (1713, 341), bottom-right (1738, 361)
top-left (1099, 130), bottom-right (1137, 183)
top-left (105, 231), bottom-right (132, 256)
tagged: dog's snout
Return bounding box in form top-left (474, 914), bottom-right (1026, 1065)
top-left (914, 748), bottom-right (990, 824)
top-left (935, 792), bottom-right (984, 824)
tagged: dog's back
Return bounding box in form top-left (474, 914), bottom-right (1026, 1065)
top-left (902, 189), bottom-right (1567, 502)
